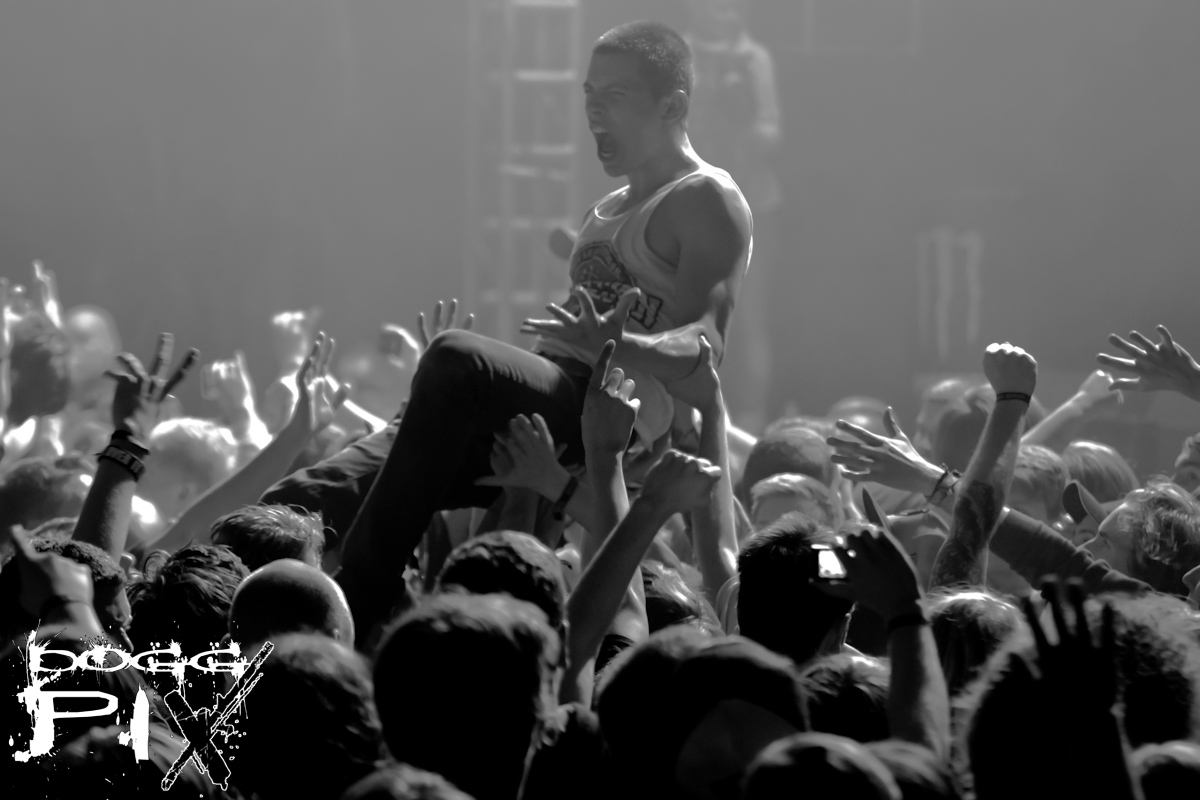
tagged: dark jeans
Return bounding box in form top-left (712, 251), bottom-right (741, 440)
top-left (334, 330), bottom-right (591, 636)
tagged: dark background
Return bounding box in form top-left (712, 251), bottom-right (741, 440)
top-left (1, 0), bottom-right (1197, 471)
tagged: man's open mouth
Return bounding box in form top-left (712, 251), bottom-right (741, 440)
top-left (594, 131), bottom-right (617, 161)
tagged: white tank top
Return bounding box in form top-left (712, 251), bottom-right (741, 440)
top-left (536, 162), bottom-right (748, 447)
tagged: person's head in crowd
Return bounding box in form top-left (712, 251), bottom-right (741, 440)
top-left (865, 740), bottom-right (960, 800)
top-left (642, 561), bottom-right (718, 635)
top-left (128, 542), bottom-right (248, 658)
top-left (435, 531), bottom-right (567, 639)
top-left (6, 311), bottom-right (70, 426)
top-left (229, 559), bottom-right (354, 648)
top-left (798, 654), bottom-right (890, 743)
top-left (62, 305), bottom-right (120, 401)
top-left (964, 592), bottom-right (1200, 797)
top-left (828, 396), bottom-right (889, 438)
top-left (139, 417), bottom-right (238, 520)
top-left (926, 383), bottom-right (1046, 473)
top-left (1173, 435), bottom-right (1200, 495)
top-left (737, 512), bottom-right (852, 666)
top-left (339, 763), bottom-right (475, 800)
top-left (750, 472), bottom-right (842, 530)
top-left (928, 589), bottom-right (1024, 697)
top-left (763, 414), bottom-right (836, 440)
top-left (373, 593), bottom-right (558, 800)
top-left (235, 634), bottom-right (384, 800)
top-left (589, 22), bottom-right (693, 179)
top-left (598, 630), bottom-right (808, 800)
top-left (1063, 440), bottom-right (1140, 503)
top-left (736, 426), bottom-right (836, 509)
top-left (1133, 741), bottom-right (1200, 800)
top-left (1082, 479), bottom-right (1200, 595)
top-left (742, 732), bottom-right (902, 800)
top-left (912, 377), bottom-right (974, 459)
top-left (1008, 444), bottom-right (1070, 525)
top-left (0, 454), bottom-right (92, 557)
top-left (210, 504), bottom-right (325, 571)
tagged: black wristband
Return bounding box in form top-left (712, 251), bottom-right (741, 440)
top-left (110, 429), bottom-right (150, 457)
top-left (995, 391), bottom-right (1032, 405)
top-left (551, 474), bottom-right (580, 522)
top-left (885, 611), bottom-right (929, 635)
top-left (99, 445), bottom-right (146, 481)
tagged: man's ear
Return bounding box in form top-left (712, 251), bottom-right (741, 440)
top-left (662, 89), bottom-right (689, 125)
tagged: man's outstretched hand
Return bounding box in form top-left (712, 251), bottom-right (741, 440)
top-left (828, 407), bottom-right (944, 495)
top-left (416, 298), bottom-right (474, 353)
top-left (1098, 325), bottom-right (1200, 402)
top-left (106, 333), bottom-right (199, 440)
top-left (521, 287), bottom-right (640, 357)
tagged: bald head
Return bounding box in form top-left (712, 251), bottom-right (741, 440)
top-left (230, 559), bottom-right (354, 647)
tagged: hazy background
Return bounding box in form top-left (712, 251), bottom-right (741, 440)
top-left (1, 0), bottom-right (1197, 470)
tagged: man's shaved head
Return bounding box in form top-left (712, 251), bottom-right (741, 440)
top-left (230, 559), bottom-right (354, 647)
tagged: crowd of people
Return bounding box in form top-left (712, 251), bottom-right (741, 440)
top-left (4, 17), bottom-right (1200, 800)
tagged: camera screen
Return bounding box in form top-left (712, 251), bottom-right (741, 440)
top-left (815, 547), bottom-right (846, 580)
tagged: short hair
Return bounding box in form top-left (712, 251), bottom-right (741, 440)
top-left (932, 385), bottom-right (1047, 473)
top-left (435, 530), bottom-right (567, 635)
top-left (737, 512), bottom-right (852, 665)
top-left (340, 764), bottom-right (474, 800)
top-left (147, 417), bottom-right (237, 491)
top-left (373, 593), bottom-right (558, 800)
top-left (229, 559), bottom-right (353, 646)
top-left (750, 472), bottom-right (842, 527)
top-left (963, 593), bottom-right (1200, 799)
top-left (928, 589), bottom-right (1024, 696)
top-left (1124, 480), bottom-right (1200, 595)
top-left (737, 427), bottom-right (836, 508)
top-left (0, 455), bottom-right (91, 534)
top-left (743, 733), bottom-right (902, 800)
top-left (799, 654), bottom-right (891, 743)
top-left (234, 634), bottom-right (383, 800)
top-left (7, 313), bottom-right (69, 424)
top-left (127, 542), bottom-right (248, 656)
top-left (1062, 440), bottom-right (1140, 503)
top-left (594, 21), bottom-right (693, 99)
top-left (210, 504), bottom-right (326, 571)
top-left (1010, 444), bottom-right (1070, 520)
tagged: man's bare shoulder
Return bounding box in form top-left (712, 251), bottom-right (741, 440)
top-left (659, 170), bottom-right (753, 240)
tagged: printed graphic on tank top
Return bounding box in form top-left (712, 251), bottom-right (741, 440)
top-left (535, 161), bottom-right (749, 448)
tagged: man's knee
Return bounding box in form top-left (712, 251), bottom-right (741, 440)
top-left (413, 329), bottom-right (487, 396)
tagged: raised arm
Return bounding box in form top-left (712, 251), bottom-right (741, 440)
top-left (821, 517), bottom-right (949, 756)
top-left (563, 449), bottom-right (720, 705)
top-left (523, 177), bottom-right (751, 383)
top-left (666, 334), bottom-right (737, 609)
top-left (1021, 370), bottom-right (1121, 449)
top-left (149, 334), bottom-right (343, 553)
top-left (930, 343), bottom-right (1037, 589)
top-left (74, 334), bottom-right (197, 560)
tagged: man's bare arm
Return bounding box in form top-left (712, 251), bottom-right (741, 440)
top-left (930, 343), bottom-right (1037, 589)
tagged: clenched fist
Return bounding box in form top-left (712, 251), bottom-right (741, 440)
top-left (983, 342), bottom-right (1037, 398)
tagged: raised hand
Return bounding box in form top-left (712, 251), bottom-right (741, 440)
top-left (106, 333), bottom-right (199, 439)
top-left (1098, 325), bottom-right (1200, 401)
top-left (828, 407), bottom-right (943, 495)
top-left (476, 413), bottom-right (571, 499)
top-left (201, 350), bottom-right (255, 417)
top-left (663, 333), bottom-right (721, 412)
top-left (818, 522), bottom-right (923, 624)
top-left (417, 298), bottom-right (474, 352)
top-left (271, 308), bottom-right (322, 368)
top-left (1074, 369), bottom-right (1122, 408)
top-left (521, 286), bottom-right (640, 356)
top-left (289, 332), bottom-right (347, 438)
top-left (32, 261), bottom-right (62, 329)
top-left (638, 449), bottom-right (723, 517)
top-left (983, 342), bottom-right (1038, 397)
top-left (1022, 579), bottom-right (1116, 712)
top-left (581, 339), bottom-right (639, 458)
